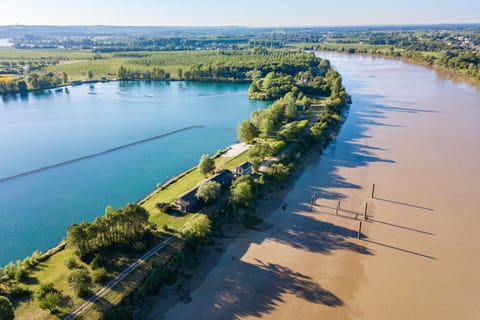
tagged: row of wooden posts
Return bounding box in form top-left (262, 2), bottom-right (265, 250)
top-left (310, 183), bottom-right (376, 239)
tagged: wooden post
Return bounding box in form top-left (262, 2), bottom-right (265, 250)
top-left (364, 202), bottom-right (368, 220)
top-left (336, 200), bottom-right (340, 215)
top-left (358, 221), bottom-right (362, 239)
top-left (371, 183), bottom-right (375, 199)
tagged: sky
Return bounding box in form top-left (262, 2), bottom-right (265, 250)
top-left (1, 0), bottom-right (479, 26)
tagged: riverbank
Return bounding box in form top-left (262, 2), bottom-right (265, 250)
top-left (152, 52), bottom-right (480, 319)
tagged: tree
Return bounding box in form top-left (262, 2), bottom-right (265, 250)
top-left (196, 181), bottom-right (221, 203)
top-left (17, 80), bottom-right (28, 93)
top-left (181, 214), bottom-right (211, 252)
top-left (35, 283), bottom-right (62, 313)
top-left (68, 269), bottom-right (91, 297)
top-left (259, 118), bottom-right (274, 138)
top-left (237, 120), bottom-right (259, 143)
top-left (0, 295), bottom-right (14, 320)
top-left (248, 143), bottom-right (273, 170)
top-left (62, 72), bottom-right (68, 85)
top-left (87, 70), bottom-right (94, 80)
top-left (197, 154), bottom-right (215, 177)
top-left (230, 179), bottom-right (254, 210)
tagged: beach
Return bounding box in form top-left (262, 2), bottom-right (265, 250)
top-left (148, 53), bottom-right (480, 319)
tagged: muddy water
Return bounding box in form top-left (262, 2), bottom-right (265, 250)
top-left (156, 53), bottom-right (480, 320)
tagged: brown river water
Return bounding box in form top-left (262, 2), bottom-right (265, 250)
top-left (151, 52), bottom-right (480, 320)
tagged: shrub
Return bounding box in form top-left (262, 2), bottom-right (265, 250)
top-left (40, 291), bottom-right (62, 314)
top-left (91, 268), bottom-right (108, 284)
top-left (90, 254), bottom-right (106, 270)
top-left (35, 283), bottom-right (62, 313)
top-left (181, 214), bottom-right (211, 252)
top-left (0, 295), bottom-right (14, 320)
top-left (65, 257), bottom-right (78, 269)
top-left (67, 269), bottom-right (91, 297)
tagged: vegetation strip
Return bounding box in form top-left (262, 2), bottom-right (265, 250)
top-left (0, 125), bottom-right (204, 184)
top-left (63, 236), bottom-right (175, 319)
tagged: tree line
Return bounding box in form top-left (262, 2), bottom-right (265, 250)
top-left (66, 203), bottom-right (155, 261)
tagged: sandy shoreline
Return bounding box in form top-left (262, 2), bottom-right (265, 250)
top-left (147, 53), bottom-right (480, 320)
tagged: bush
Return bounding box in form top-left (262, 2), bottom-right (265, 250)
top-left (40, 291), bottom-right (62, 314)
top-left (65, 257), bottom-right (78, 269)
top-left (133, 241), bottom-right (146, 253)
top-left (4, 261), bottom-right (27, 282)
top-left (90, 254), bottom-right (106, 270)
top-left (35, 283), bottom-right (62, 313)
top-left (181, 214), bottom-right (211, 252)
top-left (0, 295), bottom-right (14, 320)
top-left (67, 269), bottom-right (91, 297)
top-left (91, 268), bottom-right (108, 284)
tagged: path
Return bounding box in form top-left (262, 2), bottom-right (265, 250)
top-left (63, 236), bottom-right (176, 319)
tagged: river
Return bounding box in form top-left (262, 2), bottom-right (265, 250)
top-left (155, 53), bottom-right (480, 319)
top-left (0, 81), bottom-right (267, 265)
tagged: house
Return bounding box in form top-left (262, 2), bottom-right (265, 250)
top-left (174, 186), bottom-right (200, 213)
top-left (208, 169), bottom-right (233, 190)
top-left (174, 169), bottom-right (233, 213)
top-left (235, 161), bottom-right (252, 176)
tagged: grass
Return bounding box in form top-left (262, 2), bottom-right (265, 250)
top-left (76, 240), bottom-right (183, 320)
top-left (13, 247), bottom-right (106, 320)
top-left (142, 148), bottom-right (251, 230)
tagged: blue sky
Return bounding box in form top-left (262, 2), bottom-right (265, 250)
top-left (2, 0), bottom-right (479, 26)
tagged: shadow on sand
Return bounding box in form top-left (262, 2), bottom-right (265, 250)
top-left (207, 259), bottom-right (343, 319)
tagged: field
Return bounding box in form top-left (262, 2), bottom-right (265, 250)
top-left (0, 47), bottom-right (317, 82)
top-left (0, 73), bottom-right (17, 82)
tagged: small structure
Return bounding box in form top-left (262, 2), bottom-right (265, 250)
top-left (258, 157), bottom-right (279, 174)
top-left (208, 169), bottom-right (233, 190)
top-left (235, 161), bottom-right (252, 176)
top-left (174, 186), bottom-right (200, 213)
top-left (174, 169), bottom-right (233, 213)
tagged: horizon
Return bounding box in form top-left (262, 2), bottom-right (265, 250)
top-left (1, 22), bottom-right (479, 28)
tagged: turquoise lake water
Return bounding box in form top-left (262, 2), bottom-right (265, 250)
top-left (0, 81), bottom-right (267, 265)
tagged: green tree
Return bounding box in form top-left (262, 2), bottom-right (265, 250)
top-left (17, 80), bottom-right (28, 93)
top-left (87, 70), bottom-right (94, 80)
top-left (259, 118), bottom-right (274, 138)
top-left (196, 181), bottom-right (221, 203)
top-left (237, 120), bottom-right (259, 143)
top-left (181, 214), bottom-right (211, 252)
top-left (230, 179), bottom-right (254, 210)
top-left (62, 72), bottom-right (68, 84)
top-left (35, 283), bottom-right (62, 313)
top-left (68, 269), bottom-right (91, 297)
top-left (197, 154), bottom-right (215, 177)
top-left (0, 295), bottom-right (14, 320)
top-left (40, 292), bottom-right (62, 314)
top-left (248, 143), bottom-right (272, 170)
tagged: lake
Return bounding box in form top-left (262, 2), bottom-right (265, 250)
top-left (0, 81), bottom-right (267, 265)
